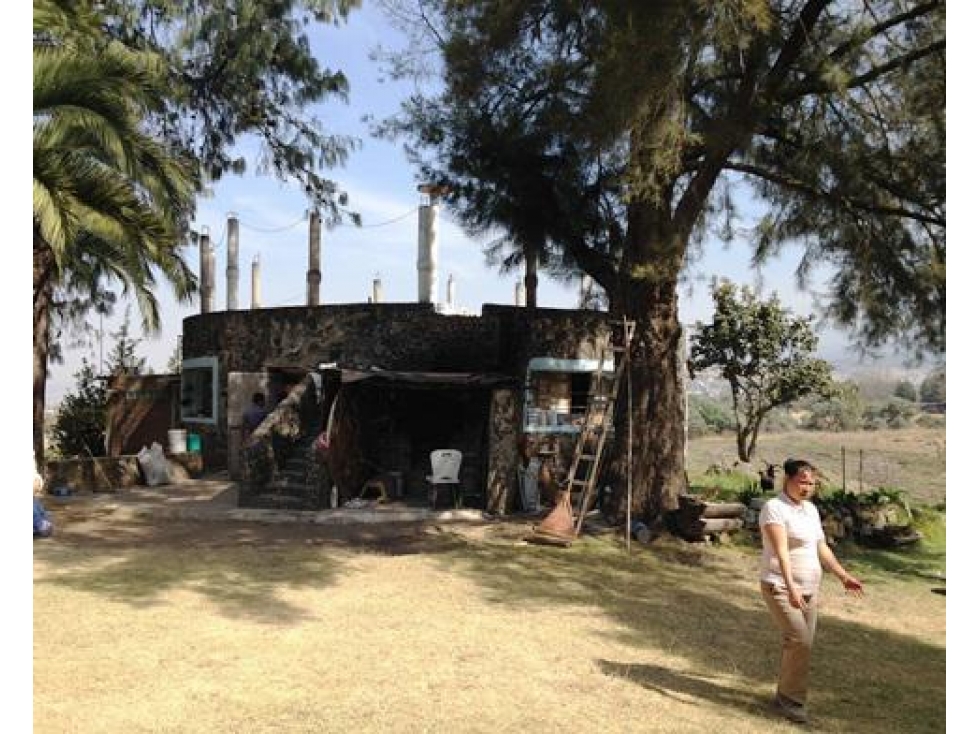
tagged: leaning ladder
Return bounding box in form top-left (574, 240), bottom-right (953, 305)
top-left (567, 318), bottom-right (636, 536)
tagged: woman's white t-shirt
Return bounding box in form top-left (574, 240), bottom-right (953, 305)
top-left (759, 493), bottom-right (825, 595)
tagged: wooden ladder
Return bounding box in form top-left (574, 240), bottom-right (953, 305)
top-left (566, 318), bottom-right (636, 536)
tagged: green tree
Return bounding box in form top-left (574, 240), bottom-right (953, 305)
top-left (379, 1), bottom-right (944, 521)
top-left (165, 340), bottom-right (183, 374)
top-left (894, 379), bottom-right (918, 402)
top-left (863, 396), bottom-right (918, 429)
top-left (689, 282), bottom-right (834, 461)
top-left (50, 359), bottom-right (108, 459)
top-left (919, 367), bottom-right (945, 406)
top-left (688, 393), bottom-right (737, 436)
top-left (49, 317), bottom-right (151, 459)
top-left (105, 309), bottom-right (148, 376)
top-left (803, 380), bottom-right (864, 431)
top-left (34, 0), bottom-right (196, 462)
top-left (101, 0), bottom-right (362, 220)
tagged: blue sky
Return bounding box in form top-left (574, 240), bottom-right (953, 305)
top-left (43, 0), bottom-right (913, 404)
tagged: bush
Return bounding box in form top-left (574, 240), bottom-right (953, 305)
top-left (760, 406), bottom-right (797, 432)
top-left (894, 380), bottom-right (917, 402)
top-left (918, 368), bottom-right (945, 406)
top-left (689, 394), bottom-right (736, 434)
top-left (863, 397), bottom-right (918, 429)
top-left (802, 381), bottom-right (864, 431)
top-left (50, 359), bottom-right (107, 459)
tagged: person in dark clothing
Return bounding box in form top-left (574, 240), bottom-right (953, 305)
top-left (241, 392), bottom-right (269, 445)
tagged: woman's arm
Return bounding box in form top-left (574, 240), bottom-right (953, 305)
top-left (762, 522), bottom-right (807, 609)
top-left (817, 540), bottom-right (864, 596)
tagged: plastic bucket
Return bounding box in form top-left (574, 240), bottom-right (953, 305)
top-left (167, 429), bottom-right (187, 454)
top-left (187, 433), bottom-right (202, 453)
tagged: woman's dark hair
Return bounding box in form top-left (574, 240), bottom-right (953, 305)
top-left (783, 458), bottom-right (816, 477)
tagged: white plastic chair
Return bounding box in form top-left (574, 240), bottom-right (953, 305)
top-left (426, 449), bottom-right (463, 509)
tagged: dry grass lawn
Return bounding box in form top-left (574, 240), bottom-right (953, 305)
top-left (34, 506), bottom-right (945, 734)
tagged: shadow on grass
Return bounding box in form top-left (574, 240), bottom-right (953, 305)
top-left (433, 526), bottom-right (945, 734)
top-left (33, 515), bottom-right (466, 624)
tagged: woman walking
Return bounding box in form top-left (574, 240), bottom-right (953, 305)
top-left (759, 458), bottom-right (864, 724)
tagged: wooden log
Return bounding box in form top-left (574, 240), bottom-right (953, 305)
top-left (701, 502), bottom-right (747, 519)
top-left (700, 517), bottom-right (744, 534)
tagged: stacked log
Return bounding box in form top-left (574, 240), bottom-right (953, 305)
top-left (671, 495), bottom-right (746, 541)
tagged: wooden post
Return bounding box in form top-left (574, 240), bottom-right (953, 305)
top-left (858, 449), bottom-right (864, 493)
top-left (841, 445), bottom-right (846, 492)
top-left (626, 353), bottom-right (632, 553)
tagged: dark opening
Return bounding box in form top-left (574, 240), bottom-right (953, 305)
top-left (345, 383), bottom-right (491, 507)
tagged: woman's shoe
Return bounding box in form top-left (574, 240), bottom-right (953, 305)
top-left (773, 692), bottom-right (810, 724)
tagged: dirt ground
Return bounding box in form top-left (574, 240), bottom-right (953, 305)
top-left (35, 501), bottom-right (945, 734)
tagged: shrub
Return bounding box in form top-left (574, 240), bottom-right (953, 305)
top-left (863, 397), bottom-right (918, 429)
top-left (802, 380), bottom-right (864, 431)
top-left (50, 359), bottom-right (107, 458)
top-left (689, 394), bottom-right (736, 434)
top-left (894, 380), bottom-right (917, 402)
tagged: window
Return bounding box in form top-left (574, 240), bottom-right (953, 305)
top-left (181, 357), bottom-right (219, 424)
top-left (523, 357), bottom-right (613, 433)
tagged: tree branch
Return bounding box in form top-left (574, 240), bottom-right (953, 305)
top-left (779, 39), bottom-right (945, 102)
top-left (824, 1), bottom-right (941, 65)
top-left (725, 161), bottom-right (946, 227)
top-left (673, 0), bottom-right (831, 236)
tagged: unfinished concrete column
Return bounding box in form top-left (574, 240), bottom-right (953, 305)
top-left (486, 388), bottom-right (519, 514)
top-left (417, 184), bottom-right (449, 304)
top-left (515, 280), bottom-right (526, 307)
top-left (446, 273), bottom-right (456, 308)
top-left (307, 209), bottom-right (321, 306)
top-left (200, 227), bottom-right (214, 314)
top-left (579, 274), bottom-right (592, 309)
top-left (251, 254), bottom-right (261, 309)
top-left (226, 214), bottom-right (239, 310)
top-left (416, 202), bottom-right (436, 303)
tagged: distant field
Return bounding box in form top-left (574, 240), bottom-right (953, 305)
top-left (686, 427), bottom-right (946, 506)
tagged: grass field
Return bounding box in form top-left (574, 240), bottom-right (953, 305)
top-left (34, 506), bottom-right (945, 734)
top-left (686, 427), bottom-right (946, 507)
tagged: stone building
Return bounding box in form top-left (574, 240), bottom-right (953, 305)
top-left (180, 302), bottom-right (615, 512)
top-left (178, 201), bottom-right (624, 512)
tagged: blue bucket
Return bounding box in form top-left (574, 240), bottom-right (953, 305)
top-left (187, 433), bottom-right (202, 453)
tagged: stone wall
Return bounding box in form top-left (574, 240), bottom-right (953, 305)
top-left (482, 304), bottom-right (613, 376)
top-left (182, 303), bottom-right (500, 373)
top-left (181, 302), bottom-right (615, 490)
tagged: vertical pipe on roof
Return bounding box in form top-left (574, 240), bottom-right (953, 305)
top-left (251, 254), bottom-right (261, 309)
top-left (227, 214), bottom-right (239, 310)
top-left (308, 209), bottom-right (321, 306)
top-left (417, 184), bottom-right (448, 305)
top-left (200, 227), bottom-right (213, 314)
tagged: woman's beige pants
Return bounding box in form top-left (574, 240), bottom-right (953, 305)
top-left (760, 582), bottom-right (818, 705)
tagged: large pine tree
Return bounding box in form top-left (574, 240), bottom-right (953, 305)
top-left (381, 0), bottom-right (945, 521)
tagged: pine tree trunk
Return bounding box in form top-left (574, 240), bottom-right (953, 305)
top-left (605, 216), bottom-right (688, 524)
top-left (33, 234), bottom-right (55, 467)
top-left (524, 247), bottom-right (538, 309)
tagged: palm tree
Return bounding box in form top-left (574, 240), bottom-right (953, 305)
top-left (33, 0), bottom-right (197, 463)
